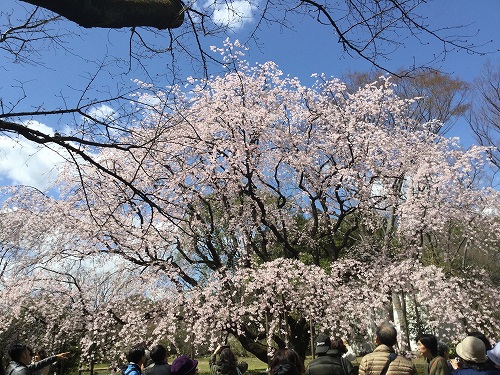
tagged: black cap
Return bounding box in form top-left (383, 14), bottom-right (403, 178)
top-left (316, 334), bottom-right (331, 354)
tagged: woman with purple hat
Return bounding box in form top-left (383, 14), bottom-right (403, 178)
top-left (170, 355), bottom-right (199, 375)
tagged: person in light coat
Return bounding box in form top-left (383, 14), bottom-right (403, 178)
top-left (358, 323), bottom-right (417, 375)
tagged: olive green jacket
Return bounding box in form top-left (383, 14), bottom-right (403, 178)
top-left (426, 357), bottom-right (450, 375)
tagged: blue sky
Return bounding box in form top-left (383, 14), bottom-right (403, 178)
top-left (252, 1), bottom-right (500, 82)
top-left (1, 0), bottom-right (499, 189)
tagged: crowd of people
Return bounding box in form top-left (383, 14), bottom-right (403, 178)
top-left (270, 323), bottom-right (500, 375)
top-left (3, 323), bottom-right (500, 375)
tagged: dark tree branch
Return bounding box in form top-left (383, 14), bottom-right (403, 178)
top-left (20, 0), bottom-right (184, 29)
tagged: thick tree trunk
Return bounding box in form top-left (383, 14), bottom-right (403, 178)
top-left (234, 332), bottom-right (269, 363)
top-left (392, 291), bottom-right (410, 352)
top-left (231, 315), bottom-right (310, 365)
top-left (21, 0), bottom-right (184, 29)
top-left (286, 316), bottom-right (310, 361)
top-left (413, 293), bottom-right (424, 338)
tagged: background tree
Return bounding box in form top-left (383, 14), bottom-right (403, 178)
top-left (469, 62), bottom-right (500, 172)
top-left (342, 69), bottom-right (471, 135)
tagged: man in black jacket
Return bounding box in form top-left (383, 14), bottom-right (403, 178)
top-left (143, 344), bottom-right (171, 375)
top-left (6, 344), bottom-right (70, 375)
top-left (305, 335), bottom-right (354, 375)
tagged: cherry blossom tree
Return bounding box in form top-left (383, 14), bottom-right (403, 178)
top-left (0, 236), bottom-right (180, 364)
top-left (178, 257), bottom-right (500, 359)
top-left (1, 44), bottom-right (499, 362)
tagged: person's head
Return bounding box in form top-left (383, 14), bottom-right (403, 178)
top-left (437, 341), bottom-right (450, 360)
top-left (269, 348), bottom-right (304, 375)
top-left (375, 322), bottom-right (398, 347)
top-left (8, 344), bottom-right (33, 365)
top-left (467, 332), bottom-right (492, 351)
top-left (34, 349), bottom-right (48, 362)
top-left (315, 334), bottom-right (331, 356)
top-left (144, 350), bottom-right (154, 368)
top-left (126, 346), bottom-right (146, 365)
top-left (150, 345), bottom-right (167, 365)
top-left (330, 337), bottom-right (347, 354)
top-left (417, 334), bottom-right (438, 358)
top-left (486, 342), bottom-right (500, 367)
top-left (218, 348), bottom-right (237, 368)
top-left (271, 362), bottom-right (300, 375)
top-left (456, 337), bottom-right (487, 364)
top-left (170, 355), bottom-right (198, 375)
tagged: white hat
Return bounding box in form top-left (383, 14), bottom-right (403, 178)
top-left (456, 337), bottom-right (487, 363)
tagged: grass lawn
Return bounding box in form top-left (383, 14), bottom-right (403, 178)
top-left (195, 356), bottom-right (426, 375)
top-left (196, 356), bottom-right (268, 375)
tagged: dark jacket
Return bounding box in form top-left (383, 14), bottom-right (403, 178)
top-left (305, 350), bottom-right (354, 375)
top-left (30, 356), bottom-right (58, 375)
top-left (143, 362), bottom-right (171, 375)
top-left (209, 355), bottom-right (248, 375)
top-left (358, 345), bottom-right (417, 375)
top-left (7, 357), bottom-right (58, 375)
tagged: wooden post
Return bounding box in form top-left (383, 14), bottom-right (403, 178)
top-left (283, 310), bottom-right (289, 348)
top-left (266, 311), bottom-right (270, 366)
top-left (310, 318), bottom-right (315, 359)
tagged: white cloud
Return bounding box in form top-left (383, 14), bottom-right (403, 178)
top-left (483, 206), bottom-right (499, 217)
top-left (85, 104), bottom-right (117, 122)
top-left (211, 0), bottom-right (257, 30)
top-left (0, 120), bottom-right (66, 190)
